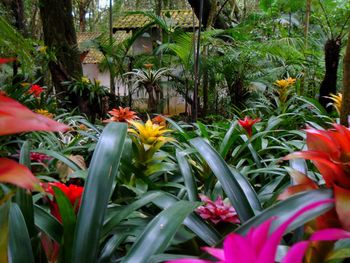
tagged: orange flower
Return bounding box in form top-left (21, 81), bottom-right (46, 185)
top-left (284, 124), bottom-right (350, 230)
top-left (152, 115), bottom-right (167, 126)
top-left (28, 84), bottom-right (44, 97)
top-left (238, 116), bottom-right (261, 137)
top-left (103, 107), bottom-right (139, 123)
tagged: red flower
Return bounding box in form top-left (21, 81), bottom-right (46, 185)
top-left (152, 115), bottom-right (168, 126)
top-left (28, 84), bottom-right (44, 97)
top-left (284, 124), bottom-right (350, 230)
top-left (41, 182), bottom-right (84, 222)
top-left (0, 57), bottom-right (16, 64)
top-left (103, 106), bottom-right (139, 123)
top-left (0, 94), bottom-right (68, 136)
top-left (196, 195), bottom-right (240, 224)
top-left (238, 116), bottom-right (261, 137)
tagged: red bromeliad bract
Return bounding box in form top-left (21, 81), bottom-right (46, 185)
top-left (41, 182), bottom-right (84, 222)
top-left (238, 116), bottom-right (261, 137)
top-left (0, 57), bottom-right (16, 64)
top-left (103, 106), bottom-right (139, 123)
top-left (0, 95), bottom-right (69, 190)
top-left (284, 124), bottom-right (350, 230)
top-left (28, 84), bottom-right (44, 97)
top-left (0, 94), bottom-right (68, 136)
top-left (167, 200), bottom-right (350, 263)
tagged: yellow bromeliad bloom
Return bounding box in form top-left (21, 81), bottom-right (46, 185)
top-left (328, 93), bottom-right (342, 114)
top-left (35, 109), bottom-right (54, 118)
top-left (81, 76), bottom-right (90, 84)
top-left (274, 77), bottom-right (296, 88)
top-left (128, 119), bottom-right (174, 146)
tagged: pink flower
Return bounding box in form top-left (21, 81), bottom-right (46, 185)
top-left (196, 195), bottom-right (240, 224)
top-left (238, 116), bottom-right (261, 137)
top-left (30, 152), bottom-right (51, 163)
top-left (168, 199), bottom-right (350, 263)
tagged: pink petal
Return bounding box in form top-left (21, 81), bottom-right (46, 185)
top-left (224, 233), bottom-right (256, 263)
top-left (257, 199), bottom-right (334, 263)
top-left (166, 260), bottom-right (212, 263)
top-left (282, 241), bottom-right (309, 263)
top-left (202, 247), bottom-right (225, 260)
top-left (250, 219), bottom-right (274, 255)
top-left (0, 95), bottom-right (69, 136)
top-left (0, 158), bottom-right (38, 189)
top-left (310, 228), bottom-right (350, 241)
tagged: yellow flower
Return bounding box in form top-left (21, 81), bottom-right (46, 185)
top-left (328, 93), bottom-right (342, 114)
top-left (274, 77), bottom-right (296, 89)
top-left (37, 46), bottom-right (48, 53)
top-left (81, 76), bottom-right (90, 84)
top-left (128, 119), bottom-right (174, 146)
top-left (35, 109), bottom-right (54, 118)
top-left (286, 77), bottom-right (296, 86)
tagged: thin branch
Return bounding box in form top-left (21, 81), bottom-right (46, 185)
top-left (339, 12), bottom-right (350, 39)
top-left (318, 0), bottom-right (334, 39)
top-left (213, 0), bottom-right (230, 25)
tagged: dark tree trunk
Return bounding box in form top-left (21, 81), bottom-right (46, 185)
top-left (145, 84), bottom-right (157, 112)
top-left (319, 38), bottom-right (342, 110)
top-left (79, 6), bottom-right (86, 32)
top-left (187, 0), bottom-right (228, 29)
top-left (39, 0), bottom-right (90, 115)
top-left (228, 77), bottom-right (244, 107)
top-left (341, 32), bottom-right (350, 126)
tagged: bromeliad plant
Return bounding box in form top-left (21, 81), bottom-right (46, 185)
top-left (128, 118), bottom-right (175, 164)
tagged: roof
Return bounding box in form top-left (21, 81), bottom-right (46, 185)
top-left (113, 10), bottom-right (199, 30)
top-left (77, 31), bottom-right (131, 64)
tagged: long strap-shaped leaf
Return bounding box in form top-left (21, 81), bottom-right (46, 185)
top-left (236, 189), bottom-right (333, 235)
top-left (15, 141), bottom-right (36, 238)
top-left (71, 123), bottom-right (127, 263)
top-left (8, 203), bottom-right (34, 263)
top-left (176, 150), bottom-right (198, 201)
top-left (190, 138), bottom-right (261, 222)
top-left (121, 200), bottom-right (199, 263)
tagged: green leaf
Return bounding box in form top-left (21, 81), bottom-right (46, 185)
top-left (34, 205), bottom-right (62, 243)
top-left (101, 191), bottom-right (164, 240)
top-left (15, 141), bottom-right (35, 238)
top-left (176, 150), bottom-right (198, 201)
top-left (236, 189), bottom-right (333, 235)
top-left (8, 203), bottom-right (34, 263)
top-left (164, 117), bottom-right (191, 140)
top-left (53, 186), bottom-right (76, 263)
top-left (98, 233), bottom-right (128, 263)
top-left (121, 201), bottom-right (199, 263)
top-left (71, 123), bottom-right (127, 263)
top-left (190, 138), bottom-right (260, 221)
top-left (0, 200), bottom-right (10, 262)
top-left (151, 191), bottom-right (221, 246)
top-left (219, 121), bottom-right (238, 159)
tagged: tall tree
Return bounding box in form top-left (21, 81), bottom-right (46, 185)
top-left (341, 31), bottom-right (350, 126)
top-left (39, 0), bottom-right (89, 114)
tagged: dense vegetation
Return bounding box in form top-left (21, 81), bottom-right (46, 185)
top-left (1, 0), bottom-right (350, 262)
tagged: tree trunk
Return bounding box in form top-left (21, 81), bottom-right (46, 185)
top-left (188, 0), bottom-right (229, 29)
top-left (304, 0), bottom-right (311, 47)
top-left (145, 84), bottom-right (157, 112)
top-left (79, 6), bottom-right (86, 32)
top-left (39, 0), bottom-right (89, 114)
top-left (319, 38), bottom-right (341, 110)
top-left (341, 32), bottom-right (350, 126)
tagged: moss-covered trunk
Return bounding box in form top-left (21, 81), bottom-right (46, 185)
top-left (39, 0), bottom-right (90, 115)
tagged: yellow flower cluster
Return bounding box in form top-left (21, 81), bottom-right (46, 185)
top-left (35, 109), bottom-right (54, 119)
top-left (128, 119), bottom-right (174, 146)
top-left (328, 93), bottom-right (342, 114)
top-left (81, 76), bottom-right (90, 84)
top-left (274, 77), bottom-right (296, 88)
